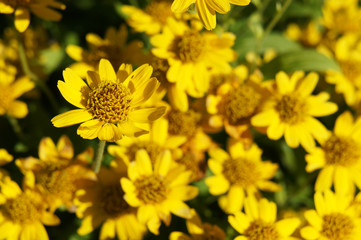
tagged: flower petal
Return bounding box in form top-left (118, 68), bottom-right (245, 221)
top-left (51, 109), bottom-right (93, 128)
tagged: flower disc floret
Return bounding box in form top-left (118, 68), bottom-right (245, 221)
top-left (321, 213), bottom-right (354, 240)
top-left (3, 194), bottom-right (40, 224)
top-left (145, 0), bottom-right (173, 25)
top-left (172, 30), bottom-right (205, 62)
top-left (134, 175), bottom-right (167, 204)
top-left (275, 94), bottom-right (306, 124)
top-left (100, 184), bottom-right (130, 217)
top-left (168, 109), bottom-right (201, 136)
top-left (222, 158), bottom-right (260, 187)
top-left (244, 220), bottom-right (279, 240)
top-left (323, 135), bottom-right (360, 166)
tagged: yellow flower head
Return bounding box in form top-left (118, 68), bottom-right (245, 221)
top-left (0, 0), bottom-right (65, 32)
top-left (301, 190), bottom-right (361, 240)
top-left (229, 196), bottom-right (301, 240)
top-left (151, 19), bottom-right (236, 97)
top-left (205, 140), bottom-right (280, 214)
top-left (51, 59), bottom-right (166, 142)
top-left (306, 111), bottom-right (361, 195)
top-left (75, 165), bottom-right (147, 240)
top-left (171, 0), bottom-right (251, 30)
top-left (66, 25), bottom-right (147, 78)
top-left (121, 149), bottom-right (198, 235)
top-left (0, 176), bottom-right (60, 240)
top-left (285, 22), bottom-right (322, 48)
top-left (169, 209), bottom-right (226, 240)
top-left (251, 71), bottom-right (338, 151)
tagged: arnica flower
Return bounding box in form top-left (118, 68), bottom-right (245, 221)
top-left (326, 34), bottom-right (361, 106)
top-left (229, 196), bottom-right (301, 240)
top-left (151, 19), bottom-right (236, 98)
top-left (0, 176), bottom-right (60, 240)
top-left (205, 140), bottom-right (280, 214)
top-left (75, 165), bottom-right (146, 240)
top-left (305, 111), bottom-right (361, 195)
top-left (122, 0), bottom-right (175, 35)
top-left (0, 62), bottom-right (35, 118)
top-left (301, 190), bottom-right (361, 240)
top-left (66, 25), bottom-right (147, 78)
top-left (169, 209), bottom-right (226, 240)
top-left (285, 22), bottom-right (322, 48)
top-left (121, 149), bottom-right (198, 235)
top-left (16, 135), bottom-right (95, 212)
top-left (0, 0), bottom-right (65, 32)
top-left (251, 71), bottom-right (338, 152)
top-left (171, 0), bottom-right (251, 30)
top-left (51, 59), bottom-right (166, 142)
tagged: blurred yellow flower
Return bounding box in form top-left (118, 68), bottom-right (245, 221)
top-left (121, 149), bottom-right (198, 235)
top-left (51, 59), bottom-right (166, 142)
top-left (171, 0), bottom-right (251, 30)
top-left (0, 176), bottom-right (60, 240)
top-left (0, 148), bottom-right (13, 166)
top-left (301, 190), bottom-right (361, 240)
top-left (305, 111), bottom-right (361, 195)
top-left (251, 71), bottom-right (338, 151)
top-left (0, 0), bottom-right (65, 32)
top-left (285, 22), bottom-right (322, 48)
top-left (205, 140), bottom-right (280, 214)
top-left (229, 196), bottom-right (301, 240)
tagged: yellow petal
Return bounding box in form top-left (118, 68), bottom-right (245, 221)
top-left (14, 7), bottom-right (30, 33)
top-left (0, 3), bottom-right (14, 13)
top-left (98, 123), bottom-right (122, 142)
top-left (7, 101), bottom-right (28, 118)
top-left (99, 220), bottom-right (116, 240)
top-left (10, 76), bottom-right (34, 99)
top-left (276, 218), bottom-right (301, 237)
top-left (117, 121), bottom-right (148, 137)
top-left (154, 150), bottom-right (171, 177)
top-left (206, 0), bottom-right (231, 14)
top-left (297, 72), bottom-right (318, 97)
top-left (229, 0), bottom-right (251, 6)
top-left (99, 59), bottom-right (117, 82)
top-left (131, 77), bottom-right (160, 106)
top-left (128, 107), bottom-right (166, 123)
top-left (218, 186), bottom-right (245, 214)
top-left (66, 45), bottom-right (85, 61)
top-left (205, 176), bottom-right (230, 195)
top-left (57, 80), bottom-right (87, 109)
top-left (30, 5), bottom-right (62, 21)
top-left (304, 210), bottom-right (322, 230)
top-left (51, 109), bottom-right (93, 128)
top-left (171, 0), bottom-right (195, 12)
top-left (135, 149), bottom-right (153, 176)
top-left (315, 166), bottom-right (334, 192)
top-left (196, 0), bottom-right (216, 30)
top-left (77, 119), bottom-right (103, 139)
top-left (300, 226), bottom-right (320, 239)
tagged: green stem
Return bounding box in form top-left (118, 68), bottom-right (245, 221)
top-left (17, 36), bottom-right (59, 112)
top-left (7, 115), bottom-right (24, 141)
top-left (92, 140), bottom-right (106, 174)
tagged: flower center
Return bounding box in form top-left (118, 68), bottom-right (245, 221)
top-left (151, 57), bottom-right (169, 86)
top-left (209, 73), bottom-right (235, 94)
top-left (222, 158), bottom-right (260, 187)
top-left (244, 220), bottom-right (279, 240)
top-left (167, 109), bottom-right (201, 136)
top-left (196, 223), bottom-right (226, 240)
top-left (100, 184), bottom-right (130, 217)
top-left (176, 152), bottom-right (203, 181)
top-left (223, 84), bottom-right (261, 125)
top-left (172, 30), bottom-right (206, 62)
top-left (321, 213), bottom-right (354, 240)
top-left (145, 0), bottom-right (173, 25)
top-left (339, 60), bottom-right (361, 88)
top-left (275, 94), bottom-right (305, 124)
top-left (126, 141), bottom-right (163, 164)
top-left (134, 175), bottom-right (167, 204)
top-left (2, 194), bottom-right (40, 224)
top-left (323, 135), bottom-right (360, 167)
top-left (86, 81), bottom-right (132, 123)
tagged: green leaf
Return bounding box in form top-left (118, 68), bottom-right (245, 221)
top-left (260, 49), bottom-right (341, 79)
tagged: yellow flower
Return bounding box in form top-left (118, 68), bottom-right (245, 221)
top-left (122, 0), bottom-right (175, 35)
top-left (66, 25), bottom-right (147, 78)
top-left (51, 58), bottom-right (166, 142)
top-left (0, 0), bottom-right (65, 32)
top-left (0, 148), bottom-right (13, 166)
top-left (121, 149), bottom-right (198, 235)
top-left (251, 71), bottom-right (338, 151)
top-left (0, 176), bottom-right (60, 240)
top-left (285, 22), bottom-right (322, 48)
top-left (205, 140), bottom-right (280, 214)
top-left (305, 111), bottom-right (361, 195)
top-left (75, 165), bottom-right (147, 240)
top-left (16, 135), bottom-right (95, 212)
top-left (151, 19), bottom-right (236, 98)
top-left (169, 209), bottom-right (226, 240)
top-left (301, 190), bottom-right (361, 240)
top-left (229, 196), bottom-right (301, 240)
top-left (171, 0), bottom-right (251, 30)
top-left (0, 62), bottom-right (35, 118)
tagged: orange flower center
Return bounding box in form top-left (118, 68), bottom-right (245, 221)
top-left (323, 135), bottom-right (360, 167)
top-left (134, 175), bottom-right (167, 204)
top-left (2, 193), bottom-right (40, 224)
top-left (168, 109), bottom-right (201, 136)
top-left (222, 158), bottom-right (260, 187)
top-left (145, 0), bottom-right (173, 25)
top-left (321, 213), bottom-right (354, 240)
top-left (172, 30), bottom-right (206, 62)
top-left (100, 184), bottom-right (130, 217)
top-left (86, 81), bottom-right (132, 123)
top-left (275, 94), bottom-right (306, 124)
top-left (244, 220), bottom-right (279, 240)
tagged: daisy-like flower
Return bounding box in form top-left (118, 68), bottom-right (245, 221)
top-left (66, 25), bottom-right (147, 78)
top-left (169, 209), bottom-right (226, 240)
top-left (121, 149), bottom-right (199, 235)
top-left (0, 0), bottom-right (65, 32)
top-left (251, 71), bottom-right (338, 151)
top-left (51, 59), bottom-right (166, 142)
top-left (16, 135), bottom-right (95, 212)
top-left (0, 61), bottom-right (35, 118)
top-left (122, 0), bottom-right (175, 35)
top-left (171, 0), bottom-right (251, 30)
top-left (301, 190), bottom-right (361, 240)
top-left (151, 19), bottom-right (236, 98)
top-left (0, 176), bottom-right (60, 240)
top-left (305, 111), bottom-right (361, 195)
top-left (229, 196), bottom-right (301, 240)
top-left (205, 140), bottom-right (280, 214)
top-left (75, 165), bottom-right (147, 240)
